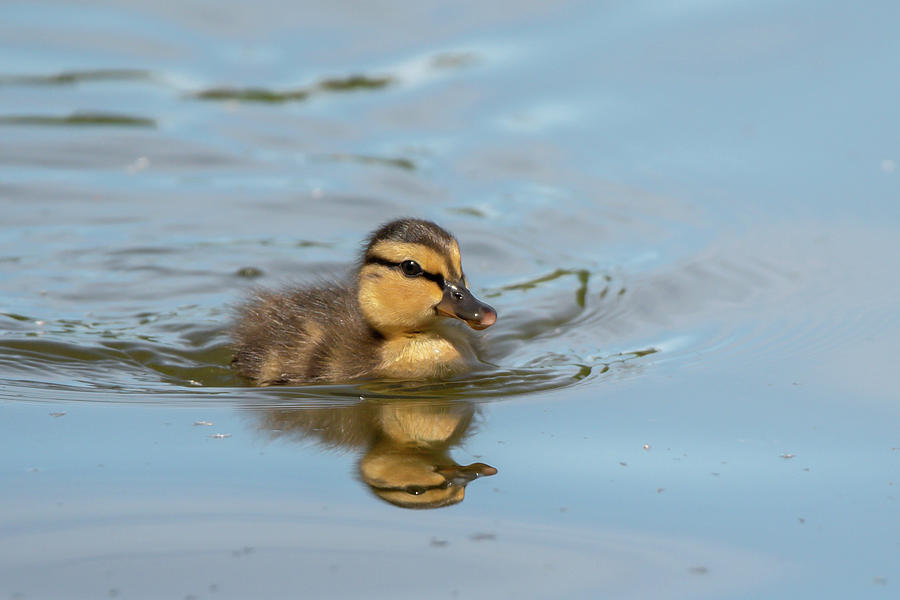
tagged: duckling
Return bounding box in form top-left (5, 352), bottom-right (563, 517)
top-left (232, 218), bottom-right (497, 385)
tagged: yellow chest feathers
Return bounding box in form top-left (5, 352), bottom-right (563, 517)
top-left (375, 332), bottom-right (474, 379)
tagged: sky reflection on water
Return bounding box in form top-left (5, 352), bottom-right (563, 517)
top-left (1, 1), bottom-right (899, 598)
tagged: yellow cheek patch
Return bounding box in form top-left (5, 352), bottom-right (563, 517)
top-left (358, 264), bottom-right (444, 332)
top-left (393, 274), bottom-right (444, 307)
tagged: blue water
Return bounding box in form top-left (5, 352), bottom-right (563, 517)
top-left (2, 1), bottom-right (899, 598)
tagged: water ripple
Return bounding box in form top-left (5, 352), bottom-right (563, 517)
top-left (5, 222), bottom-right (894, 406)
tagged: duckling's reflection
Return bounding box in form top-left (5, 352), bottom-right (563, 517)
top-left (255, 399), bottom-right (497, 509)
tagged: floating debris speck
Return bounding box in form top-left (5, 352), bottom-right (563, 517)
top-left (236, 267), bottom-right (263, 278)
top-left (193, 421), bottom-right (213, 426)
top-left (126, 156), bottom-right (150, 174)
top-left (49, 411), bottom-right (67, 417)
top-left (210, 433), bottom-right (231, 439)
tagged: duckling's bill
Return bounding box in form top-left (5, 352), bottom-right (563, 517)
top-left (435, 281), bottom-right (497, 330)
top-left (435, 462), bottom-right (498, 483)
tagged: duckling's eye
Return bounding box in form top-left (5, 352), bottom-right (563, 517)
top-left (400, 260), bottom-right (422, 277)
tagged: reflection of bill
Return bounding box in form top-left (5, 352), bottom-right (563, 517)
top-left (256, 399), bottom-right (497, 509)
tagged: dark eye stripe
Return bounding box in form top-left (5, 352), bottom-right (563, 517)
top-left (365, 256), bottom-right (445, 287)
top-left (370, 480), bottom-right (453, 493)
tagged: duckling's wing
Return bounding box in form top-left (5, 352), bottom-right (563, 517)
top-left (231, 285), bottom-right (339, 384)
top-left (232, 283), bottom-right (379, 384)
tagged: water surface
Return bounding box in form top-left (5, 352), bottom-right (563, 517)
top-left (2, 1), bottom-right (899, 598)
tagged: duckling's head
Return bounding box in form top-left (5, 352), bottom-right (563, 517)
top-left (360, 449), bottom-right (498, 510)
top-left (358, 219), bottom-right (497, 336)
